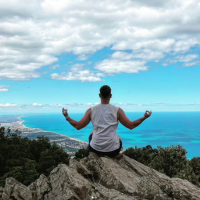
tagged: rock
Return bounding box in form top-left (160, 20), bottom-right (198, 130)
top-left (69, 158), bottom-right (93, 181)
top-left (44, 164), bottom-right (92, 200)
top-left (1, 177), bottom-right (32, 200)
top-left (0, 187), bottom-right (3, 199)
top-left (82, 152), bottom-right (141, 196)
top-left (171, 178), bottom-right (200, 200)
top-left (92, 183), bottom-right (137, 200)
top-left (117, 154), bottom-right (200, 200)
top-left (28, 174), bottom-right (51, 200)
top-left (1, 152), bottom-right (200, 200)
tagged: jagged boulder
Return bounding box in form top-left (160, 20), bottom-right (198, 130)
top-left (1, 177), bottom-right (32, 200)
top-left (0, 152), bottom-right (200, 200)
top-left (28, 174), bottom-right (51, 200)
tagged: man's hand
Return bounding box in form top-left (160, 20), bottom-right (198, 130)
top-left (62, 108), bottom-right (68, 118)
top-left (143, 110), bottom-right (152, 119)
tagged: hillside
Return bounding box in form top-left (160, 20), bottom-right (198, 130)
top-left (1, 152), bottom-right (200, 200)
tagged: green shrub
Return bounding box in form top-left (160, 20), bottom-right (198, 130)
top-left (189, 157), bottom-right (200, 179)
top-left (0, 127), bottom-right (69, 187)
top-left (124, 145), bottom-right (158, 166)
top-left (124, 144), bottom-right (200, 187)
top-left (173, 159), bottom-right (200, 187)
top-left (149, 145), bottom-right (188, 177)
top-left (75, 148), bottom-right (89, 160)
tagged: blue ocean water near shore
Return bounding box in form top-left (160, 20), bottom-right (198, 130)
top-left (21, 112), bottom-right (200, 160)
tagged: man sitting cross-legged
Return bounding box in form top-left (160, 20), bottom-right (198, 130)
top-left (62, 85), bottom-right (152, 158)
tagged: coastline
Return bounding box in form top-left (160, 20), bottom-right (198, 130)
top-left (18, 116), bottom-right (88, 144)
top-left (0, 115), bottom-right (88, 154)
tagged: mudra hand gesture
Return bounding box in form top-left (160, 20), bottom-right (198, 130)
top-left (143, 110), bottom-right (152, 119)
top-left (62, 108), bottom-right (69, 118)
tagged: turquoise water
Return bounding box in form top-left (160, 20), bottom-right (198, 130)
top-left (21, 112), bottom-right (200, 160)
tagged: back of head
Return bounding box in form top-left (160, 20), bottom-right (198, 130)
top-left (100, 85), bottom-right (111, 99)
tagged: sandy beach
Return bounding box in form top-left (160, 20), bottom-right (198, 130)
top-left (1, 116), bottom-right (87, 144)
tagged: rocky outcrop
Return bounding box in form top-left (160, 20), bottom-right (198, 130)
top-left (1, 178), bottom-right (32, 200)
top-left (0, 152), bottom-right (200, 200)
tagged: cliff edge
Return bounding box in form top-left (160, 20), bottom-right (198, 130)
top-left (0, 152), bottom-right (200, 200)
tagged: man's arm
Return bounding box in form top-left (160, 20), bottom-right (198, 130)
top-left (63, 108), bottom-right (91, 130)
top-left (118, 108), bottom-right (152, 130)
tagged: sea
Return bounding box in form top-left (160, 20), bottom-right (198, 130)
top-left (21, 112), bottom-right (200, 160)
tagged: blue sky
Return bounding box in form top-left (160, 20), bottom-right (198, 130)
top-left (0, 0), bottom-right (200, 113)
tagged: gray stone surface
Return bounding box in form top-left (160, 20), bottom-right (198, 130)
top-left (28, 174), bottom-right (51, 200)
top-left (1, 177), bottom-right (32, 200)
top-left (1, 152), bottom-right (200, 200)
top-left (0, 187), bottom-right (3, 199)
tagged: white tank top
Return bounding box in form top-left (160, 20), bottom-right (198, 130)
top-left (90, 103), bottom-right (120, 152)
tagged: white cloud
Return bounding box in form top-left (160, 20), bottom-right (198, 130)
top-left (85, 103), bottom-right (93, 106)
top-left (183, 61), bottom-right (200, 67)
top-left (175, 54), bottom-right (199, 63)
top-left (70, 64), bottom-right (84, 71)
top-left (1, 0), bottom-right (200, 80)
top-left (111, 52), bottom-right (133, 60)
top-left (0, 88), bottom-right (8, 92)
top-left (0, 102), bottom-right (199, 109)
top-left (95, 59), bottom-right (148, 74)
top-left (51, 70), bottom-right (104, 82)
top-left (163, 53), bottom-right (199, 66)
top-left (76, 54), bottom-right (89, 61)
top-left (118, 103), bottom-right (128, 105)
top-left (111, 50), bottom-right (164, 62)
top-left (0, 85), bottom-right (10, 92)
top-left (32, 103), bottom-right (42, 106)
top-left (51, 64), bottom-right (60, 69)
top-left (0, 103), bottom-right (18, 107)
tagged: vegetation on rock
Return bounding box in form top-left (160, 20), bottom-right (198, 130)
top-left (1, 124), bottom-right (200, 192)
top-left (0, 126), bottom-right (69, 187)
top-left (74, 144), bottom-right (200, 187)
top-left (75, 148), bottom-right (89, 160)
top-left (124, 145), bottom-right (200, 187)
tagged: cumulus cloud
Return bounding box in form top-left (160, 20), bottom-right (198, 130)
top-left (175, 54), bottom-right (199, 63)
top-left (1, 0), bottom-right (200, 80)
top-left (0, 103), bottom-right (18, 107)
top-left (51, 70), bottom-right (104, 82)
top-left (76, 54), bottom-right (89, 61)
top-left (51, 64), bottom-right (60, 69)
top-left (0, 102), bottom-right (199, 109)
top-left (183, 61), bottom-right (200, 67)
top-left (0, 85), bottom-right (10, 92)
top-left (0, 89), bottom-right (8, 92)
top-left (70, 64), bottom-right (84, 71)
top-left (108, 49), bottom-right (164, 73)
top-left (163, 53), bottom-right (199, 66)
top-left (32, 103), bottom-right (42, 106)
top-left (95, 59), bottom-right (148, 74)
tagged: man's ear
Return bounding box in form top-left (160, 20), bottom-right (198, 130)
top-left (99, 93), bottom-right (101, 98)
top-left (110, 94), bottom-right (112, 98)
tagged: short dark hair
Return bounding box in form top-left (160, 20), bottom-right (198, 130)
top-left (100, 85), bottom-right (111, 99)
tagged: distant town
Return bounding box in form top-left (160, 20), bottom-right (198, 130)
top-left (0, 115), bottom-right (88, 156)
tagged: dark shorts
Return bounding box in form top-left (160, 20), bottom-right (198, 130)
top-left (88, 134), bottom-right (122, 157)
